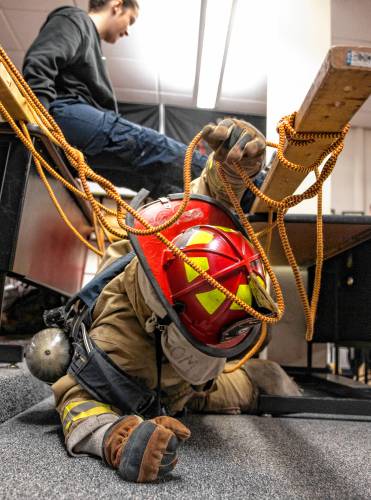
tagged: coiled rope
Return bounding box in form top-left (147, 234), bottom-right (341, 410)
top-left (0, 46), bottom-right (349, 369)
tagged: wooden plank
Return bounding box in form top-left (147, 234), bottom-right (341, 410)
top-left (0, 62), bottom-right (37, 124)
top-left (252, 46), bottom-right (371, 213)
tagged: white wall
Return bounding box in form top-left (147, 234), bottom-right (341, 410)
top-left (266, 0), bottom-right (332, 215)
top-left (265, 0), bottom-right (371, 365)
top-left (331, 127), bottom-right (371, 214)
top-left (329, 0), bottom-right (371, 214)
top-left (265, 0), bottom-right (371, 216)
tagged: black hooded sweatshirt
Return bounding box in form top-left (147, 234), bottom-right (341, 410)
top-left (23, 6), bottom-right (117, 112)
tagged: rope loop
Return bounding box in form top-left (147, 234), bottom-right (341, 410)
top-left (0, 46), bottom-right (350, 365)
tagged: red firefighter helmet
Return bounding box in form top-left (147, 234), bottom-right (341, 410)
top-left (163, 225), bottom-right (266, 349)
top-left (128, 194), bottom-right (272, 358)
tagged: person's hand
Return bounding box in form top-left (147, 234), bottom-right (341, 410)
top-left (201, 118), bottom-right (266, 177)
top-left (103, 414), bottom-right (191, 482)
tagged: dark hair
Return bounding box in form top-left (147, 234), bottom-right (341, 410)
top-left (88, 0), bottom-right (139, 12)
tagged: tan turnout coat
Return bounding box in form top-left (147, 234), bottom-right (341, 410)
top-left (53, 160), bottom-right (257, 431)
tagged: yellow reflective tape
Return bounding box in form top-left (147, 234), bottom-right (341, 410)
top-left (214, 226), bottom-right (236, 233)
top-left (184, 256), bottom-right (209, 282)
top-left (64, 406), bottom-right (116, 433)
top-left (196, 288), bottom-right (226, 314)
top-left (230, 284), bottom-right (253, 310)
top-left (186, 230), bottom-right (214, 247)
top-left (62, 400), bottom-right (111, 423)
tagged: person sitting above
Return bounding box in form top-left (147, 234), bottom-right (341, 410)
top-left (22, 0), bottom-right (208, 198)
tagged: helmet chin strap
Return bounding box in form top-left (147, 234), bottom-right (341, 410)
top-left (223, 323), bottom-right (268, 374)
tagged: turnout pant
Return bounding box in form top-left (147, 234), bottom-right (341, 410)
top-left (50, 97), bottom-right (207, 199)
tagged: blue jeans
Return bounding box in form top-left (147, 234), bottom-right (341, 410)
top-left (50, 97), bottom-right (207, 198)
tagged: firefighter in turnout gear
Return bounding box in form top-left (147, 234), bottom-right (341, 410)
top-left (32, 119), bottom-right (301, 483)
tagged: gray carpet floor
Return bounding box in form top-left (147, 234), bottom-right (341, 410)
top-left (0, 397), bottom-right (370, 499)
top-left (0, 362), bottom-right (51, 423)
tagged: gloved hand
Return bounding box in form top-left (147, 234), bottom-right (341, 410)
top-left (201, 118), bottom-right (266, 178)
top-left (103, 414), bottom-right (191, 482)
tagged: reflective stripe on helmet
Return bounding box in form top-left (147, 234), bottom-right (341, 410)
top-left (196, 288), bottom-right (227, 314)
top-left (186, 229), bottom-right (214, 246)
top-left (184, 257), bottom-right (209, 283)
top-left (214, 226), bottom-right (236, 233)
top-left (230, 284), bottom-right (253, 310)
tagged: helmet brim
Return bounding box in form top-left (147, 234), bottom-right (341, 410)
top-left (127, 193), bottom-right (262, 358)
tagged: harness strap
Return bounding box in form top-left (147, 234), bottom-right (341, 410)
top-left (154, 328), bottom-right (163, 416)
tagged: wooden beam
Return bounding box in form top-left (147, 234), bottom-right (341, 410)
top-left (252, 46), bottom-right (371, 213)
top-left (0, 62), bottom-right (37, 124)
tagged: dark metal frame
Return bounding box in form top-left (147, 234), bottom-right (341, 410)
top-left (255, 309), bottom-right (371, 418)
top-left (0, 124), bottom-right (92, 361)
top-left (248, 212), bottom-right (371, 417)
top-left (257, 357), bottom-right (371, 417)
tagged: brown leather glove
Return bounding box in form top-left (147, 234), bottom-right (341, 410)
top-left (103, 414), bottom-right (191, 482)
top-left (201, 118), bottom-right (266, 178)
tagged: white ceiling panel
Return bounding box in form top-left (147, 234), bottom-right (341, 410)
top-left (219, 0), bottom-right (268, 106)
top-left (114, 87), bottom-right (159, 105)
top-left (5, 9), bottom-right (48, 50)
top-left (102, 0), bottom-right (201, 102)
top-left (5, 50), bottom-right (24, 70)
top-left (101, 23), bottom-right (157, 62)
top-left (217, 97), bottom-right (266, 116)
top-left (220, 75), bottom-right (267, 105)
top-left (107, 58), bottom-right (158, 92)
top-left (0, 9), bottom-right (21, 50)
top-left (101, 0), bottom-right (166, 61)
top-left (160, 92), bottom-right (194, 108)
top-left (0, 0), bottom-right (73, 11)
top-left (75, 0), bottom-right (88, 10)
top-left (157, 0), bottom-right (201, 97)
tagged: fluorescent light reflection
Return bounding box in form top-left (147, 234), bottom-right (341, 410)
top-left (197, 0), bottom-right (234, 109)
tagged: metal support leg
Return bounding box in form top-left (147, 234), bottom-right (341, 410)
top-left (364, 349), bottom-right (369, 384)
top-left (0, 271), bottom-right (6, 334)
top-left (335, 345), bottom-right (340, 375)
top-left (307, 341), bottom-right (313, 375)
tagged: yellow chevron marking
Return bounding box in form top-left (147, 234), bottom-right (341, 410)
top-left (196, 288), bottom-right (226, 314)
top-left (230, 284), bottom-right (253, 310)
top-left (214, 226), bottom-right (236, 233)
top-left (186, 230), bottom-right (214, 247)
top-left (184, 257), bottom-right (209, 282)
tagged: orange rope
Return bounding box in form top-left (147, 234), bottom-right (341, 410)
top-left (0, 48), bottom-right (281, 323)
top-left (0, 46), bottom-right (350, 359)
top-left (231, 114), bottom-right (349, 342)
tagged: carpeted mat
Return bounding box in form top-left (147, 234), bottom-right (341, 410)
top-left (0, 362), bottom-right (51, 423)
top-left (0, 397), bottom-right (370, 499)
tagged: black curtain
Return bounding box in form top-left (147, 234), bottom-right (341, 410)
top-left (117, 102), bottom-right (159, 130)
top-left (164, 105), bottom-right (266, 145)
